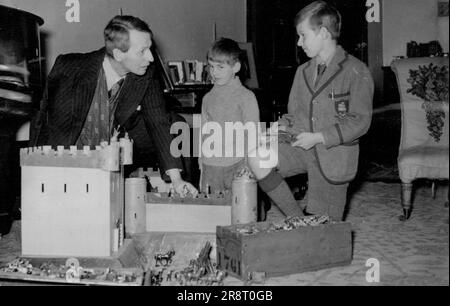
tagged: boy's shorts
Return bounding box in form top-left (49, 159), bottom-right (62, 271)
top-left (200, 159), bottom-right (246, 194)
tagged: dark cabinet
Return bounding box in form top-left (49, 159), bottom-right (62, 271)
top-left (0, 4), bottom-right (44, 234)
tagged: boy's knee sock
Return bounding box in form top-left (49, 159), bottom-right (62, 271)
top-left (258, 169), bottom-right (304, 217)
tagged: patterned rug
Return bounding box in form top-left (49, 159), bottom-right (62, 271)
top-left (1, 181), bottom-right (448, 286)
top-left (234, 181), bottom-right (449, 286)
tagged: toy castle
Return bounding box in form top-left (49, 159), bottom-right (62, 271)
top-left (20, 139), bottom-right (132, 258)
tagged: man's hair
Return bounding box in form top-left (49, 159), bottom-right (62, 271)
top-left (104, 15), bottom-right (152, 57)
top-left (207, 38), bottom-right (242, 65)
top-left (294, 1), bottom-right (341, 40)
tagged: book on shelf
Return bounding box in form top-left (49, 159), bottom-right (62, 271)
top-left (195, 60), bottom-right (204, 82)
top-left (168, 61), bottom-right (185, 85)
top-left (184, 60), bottom-right (195, 83)
top-left (168, 65), bottom-right (180, 85)
top-left (166, 59), bottom-right (211, 86)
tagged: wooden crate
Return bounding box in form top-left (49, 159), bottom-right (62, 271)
top-left (216, 220), bottom-right (352, 279)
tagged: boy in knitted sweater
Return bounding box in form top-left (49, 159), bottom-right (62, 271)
top-left (199, 38), bottom-right (260, 194)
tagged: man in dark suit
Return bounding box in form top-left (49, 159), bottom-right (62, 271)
top-left (29, 15), bottom-right (197, 196)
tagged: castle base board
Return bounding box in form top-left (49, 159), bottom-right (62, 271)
top-left (22, 239), bottom-right (143, 269)
top-left (146, 203), bottom-right (231, 233)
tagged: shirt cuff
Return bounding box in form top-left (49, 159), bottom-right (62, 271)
top-left (165, 168), bottom-right (183, 176)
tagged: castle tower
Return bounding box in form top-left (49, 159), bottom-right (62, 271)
top-left (20, 141), bottom-right (132, 258)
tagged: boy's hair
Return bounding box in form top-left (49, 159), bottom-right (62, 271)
top-left (104, 15), bottom-right (153, 57)
top-left (207, 38), bottom-right (242, 65)
top-left (294, 1), bottom-right (341, 40)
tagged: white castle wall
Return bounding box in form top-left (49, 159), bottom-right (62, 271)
top-left (22, 167), bottom-right (115, 257)
top-left (20, 143), bottom-right (130, 258)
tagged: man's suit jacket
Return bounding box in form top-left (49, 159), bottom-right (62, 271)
top-left (29, 48), bottom-right (182, 173)
top-left (288, 46), bottom-right (374, 184)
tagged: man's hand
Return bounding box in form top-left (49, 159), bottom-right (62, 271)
top-left (292, 132), bottom-right (325, 150)
top-left (172, 179), bottom-right (198, 198)
top-left (166, 169), bottom-right (198, 198)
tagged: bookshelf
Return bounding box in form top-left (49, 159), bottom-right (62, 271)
top-left (165, 84), bottom-right (212, 115)
top-left (164, 60), bottom-right (212, 114)
top-left (152, 45), bottom-right (212, 115)
top-left (167, 60), bottom-right (211, 86)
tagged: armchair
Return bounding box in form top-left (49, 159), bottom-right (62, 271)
top-left (391, 57), bottom-right (449, 221)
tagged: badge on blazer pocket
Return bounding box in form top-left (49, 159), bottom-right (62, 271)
top-left (335, 99), bottom-right (349, 116)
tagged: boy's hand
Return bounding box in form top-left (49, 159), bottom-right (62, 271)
top-left (292, 132), bottom-right (325, 150)
top-left (278, 114), bottom-right (294, 130)
top-left (278, 114), bottom-right (306, 136)
top-left (258, 122), bottom-right (285, 146)
top-left (267, 122), bottom-right (286, 135)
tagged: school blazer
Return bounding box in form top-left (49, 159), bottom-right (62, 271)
top-left (288, 46), bottom-right (374, 184)
top-left (29, 48), bottom-right (182, 173)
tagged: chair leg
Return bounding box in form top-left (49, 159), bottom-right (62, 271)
top-left (400, 182), bottom-right (413, 221)
top-left (431, 181), bottom-right (437, 199)
top-left (445, 183), bottom-right (449, 208)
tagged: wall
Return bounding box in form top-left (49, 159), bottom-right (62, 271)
top-left (368, 10), bottom-right (383, 104)
top-left (0, 0), bottom-right (247, 70)
top-left (382, 0), bottom-right (448, 66)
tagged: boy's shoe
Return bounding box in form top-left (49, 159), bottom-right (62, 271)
top-left (303, 211), bottom-right (315, 216)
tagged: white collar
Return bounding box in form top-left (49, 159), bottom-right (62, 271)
top-left (103, 56), bottom-right (125, 91)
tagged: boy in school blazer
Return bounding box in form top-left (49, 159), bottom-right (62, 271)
top-left (249, 1), bottom-right (374, 220)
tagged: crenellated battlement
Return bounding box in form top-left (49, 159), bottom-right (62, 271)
top-left (20, 138), bottom-right (133, 171)
top-left (21, 145), bottom-right (108, 169)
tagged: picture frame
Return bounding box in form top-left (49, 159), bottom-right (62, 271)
top-left (438, 1), bottom-right (449, 17)
top-left (238, 42), bottom-right (259, 89)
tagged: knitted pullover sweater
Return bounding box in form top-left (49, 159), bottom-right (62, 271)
top-left (200, 77), bottom-right (260, 167)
